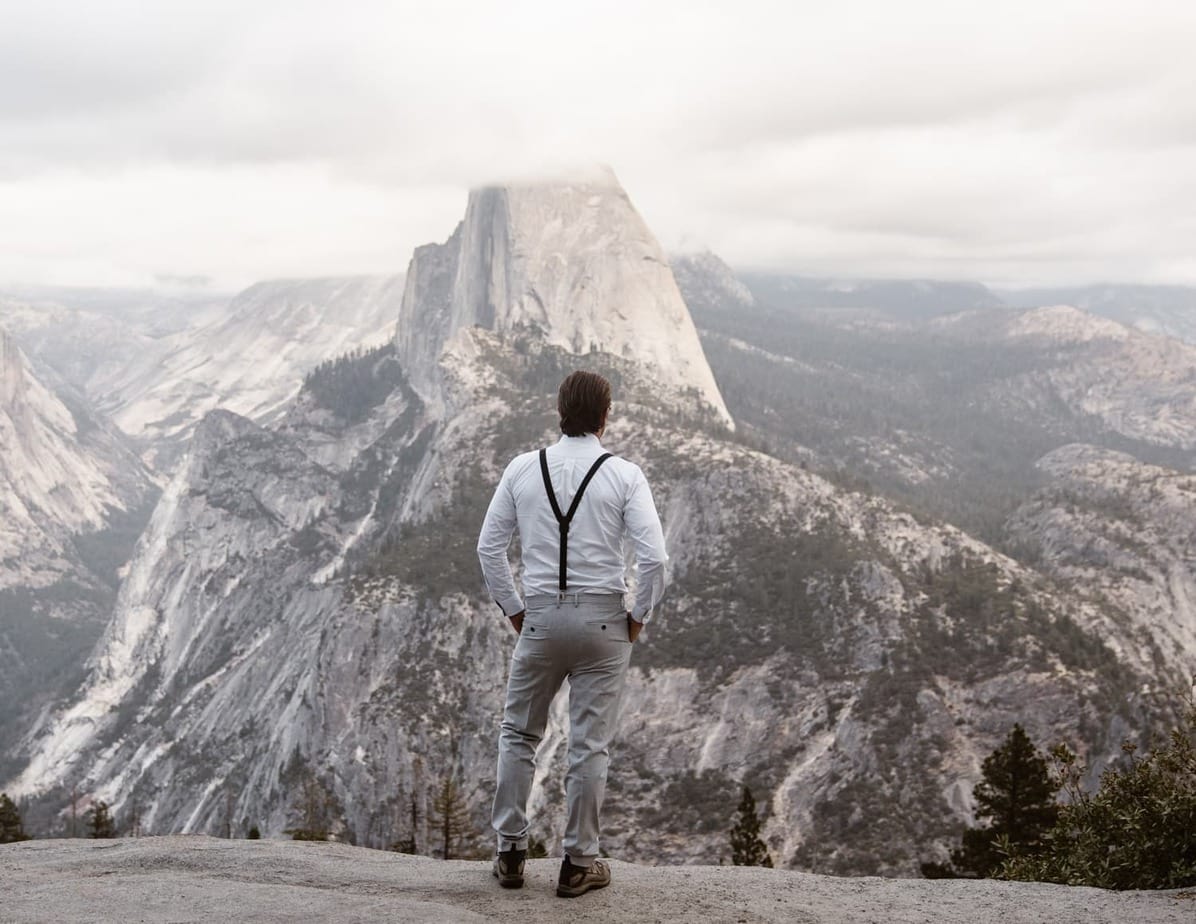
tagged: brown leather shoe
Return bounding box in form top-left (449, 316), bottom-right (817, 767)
top-left (556, 857), bottom-right (611, 897)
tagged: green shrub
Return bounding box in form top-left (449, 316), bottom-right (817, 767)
top-left (1002, 704), bottom-right (1196, 890)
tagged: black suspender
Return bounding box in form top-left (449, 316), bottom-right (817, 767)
top-left (539, 449), bottom-right (613, 591)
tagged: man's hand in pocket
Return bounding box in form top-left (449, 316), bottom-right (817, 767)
top-left (627, 613), bottom-right (643, 643)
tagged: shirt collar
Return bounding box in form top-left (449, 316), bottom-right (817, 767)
top-left (556, 433), bottom-right (603, 452)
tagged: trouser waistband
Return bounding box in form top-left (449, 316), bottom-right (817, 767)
top-left (525, 592), bottom-right (624, 606)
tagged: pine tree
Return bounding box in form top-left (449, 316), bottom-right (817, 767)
top-left (0, 792), bottom-right (31, 843)
top-left (247, 825), bottom-right (261, 840)
top-left (389, 791), bottom-right (419, 854)
top-left (87, 800), bottom-right (116, 838)
top-left (729, 786), bottom-right (773, 868)
top-left (430, 776), bottom-right (472, 860)
top-left (932, 724), bottom-right (1058, 878)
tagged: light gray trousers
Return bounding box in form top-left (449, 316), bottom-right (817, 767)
top-left (492, 593), bottom-right (633, 867)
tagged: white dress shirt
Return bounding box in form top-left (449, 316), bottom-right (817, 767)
top-left (477, 433), bottom-right (669, 623)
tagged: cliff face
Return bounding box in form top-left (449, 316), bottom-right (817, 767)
top-left (397, 169), bottom-right (731, 426)
top-left (103, 275), bottom-right (405, 467)
top-left (0, 324), bottom-right (158, 777)
top-left (0, 327), bottom-right (153, 587)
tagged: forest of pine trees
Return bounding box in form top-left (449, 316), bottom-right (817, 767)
top-left (301, 342), bottom-right (404, 423)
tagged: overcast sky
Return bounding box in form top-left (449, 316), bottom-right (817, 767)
top-left (2, 0), bottom-right (1195, 292)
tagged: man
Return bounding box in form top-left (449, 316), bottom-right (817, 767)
top-left (477, 370), bottom-right (668, 898)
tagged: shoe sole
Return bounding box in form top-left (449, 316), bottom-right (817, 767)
top-left (555, 879), bottom-right (610, 898)
top-left (492, 868), bottom-right (524, 889)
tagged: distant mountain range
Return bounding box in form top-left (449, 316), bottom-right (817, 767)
top-left (679, 266), bottom-right (1196, 345)
top-left (2, 277), bottom-right (402, 468)
top-left (997, 284), bottom-right (1196, 344)
top-left (0, 325), bottom-right (158, 774)
top-left (2, 175), bottom-right (1192, 878)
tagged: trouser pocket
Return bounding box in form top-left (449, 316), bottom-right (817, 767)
top-left (581, 608), bottom-right (631, 645)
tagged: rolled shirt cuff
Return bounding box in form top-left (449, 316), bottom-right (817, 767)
top-left (630, 606), bottom-right (652, 625)
top-left (495, 595), bottom-right (525, 618)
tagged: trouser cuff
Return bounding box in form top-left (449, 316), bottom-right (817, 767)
top-left (497, 835), bottom-right (529, 852)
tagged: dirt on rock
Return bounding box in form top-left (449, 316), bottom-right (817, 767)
top-left (2, 835), bottom-right (1192, 923)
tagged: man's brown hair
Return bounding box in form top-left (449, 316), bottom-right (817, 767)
top-left (558, 370), bottom-right (611, 437)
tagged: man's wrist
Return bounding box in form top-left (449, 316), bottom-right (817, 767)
top-left (495, 595), bottom-right (525, 618)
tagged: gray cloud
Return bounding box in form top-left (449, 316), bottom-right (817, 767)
top-left (1, 0), bottom-right (1195, 289)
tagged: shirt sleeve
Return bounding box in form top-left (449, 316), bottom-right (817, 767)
top-left (476, 464), bottom-right (524, 618)
top-left (624, 466), bottom-right (669, 623)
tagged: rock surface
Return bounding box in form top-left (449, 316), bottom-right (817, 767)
top-left (0, 326), bottom-right (154, 589)
top-left (2, 836), bottom-right (1191, 924)
top-left (102, 275), bottom-right (405, 464)
top-left (397, 169), bottom-right (731, 426)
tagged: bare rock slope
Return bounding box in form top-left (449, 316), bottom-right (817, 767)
top-left (3, 836), bottom-right (1191, 924)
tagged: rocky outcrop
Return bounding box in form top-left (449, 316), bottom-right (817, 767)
top-left (4, 836), bottom-right (1188, 924)
top-left (1007, 443), bottom-right (1196, 685)
top-left (997, 306), bottom-right (1196, 450)
top-left (397, 168), bottom-right (731, 426)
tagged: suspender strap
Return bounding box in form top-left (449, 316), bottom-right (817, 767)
top-left (539, 448), bottom-right (614, 591)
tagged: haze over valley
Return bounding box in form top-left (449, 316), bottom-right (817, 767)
top-left (2, 165), bottom-right (1194, 877)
